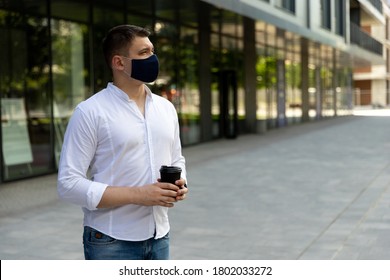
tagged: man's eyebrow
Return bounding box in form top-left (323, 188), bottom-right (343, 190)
top-left (138, 46), bottom-right (154, 52)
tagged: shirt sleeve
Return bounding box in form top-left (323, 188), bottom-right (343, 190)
top-left (57, 107), bottom-right (108, 210)
top-left (170, 105), bottom-right (187, 184)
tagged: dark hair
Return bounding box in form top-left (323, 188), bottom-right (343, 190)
top-left (102, 25), bottom-right (151, 68)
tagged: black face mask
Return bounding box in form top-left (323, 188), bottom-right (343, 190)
top-left (124, 54), bottom-right (159, 83)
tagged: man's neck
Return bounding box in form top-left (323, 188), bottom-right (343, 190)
top-left (114, 78), bottom-right (145, 99)
top-left (115, 81), bottom-right (147, 116)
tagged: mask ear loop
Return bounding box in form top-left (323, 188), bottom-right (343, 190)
top-left (121, 56), bottom-right (132, 77)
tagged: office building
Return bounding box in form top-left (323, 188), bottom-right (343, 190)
top-left (0, 0), bottom-right (386, 182)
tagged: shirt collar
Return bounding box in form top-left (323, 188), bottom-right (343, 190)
top-left (107, 82), bottom-right (153, 102)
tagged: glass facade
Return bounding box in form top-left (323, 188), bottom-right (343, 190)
top-left (0, 0), bottom-right (353, 182)
top-left (1, 7), bottom-right (53, 180)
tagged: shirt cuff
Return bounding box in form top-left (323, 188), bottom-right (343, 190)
top-left (86, 182), bottom-right (109, 210)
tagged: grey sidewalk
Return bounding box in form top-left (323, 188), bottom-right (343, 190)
top-left (1, 112), bottom-right (390, 260)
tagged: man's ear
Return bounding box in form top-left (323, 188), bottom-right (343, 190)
top-left (112, 55), bottom-right (125, 70)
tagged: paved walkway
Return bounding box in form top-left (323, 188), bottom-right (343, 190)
top-left (1, 110), bottom-right (390, 260)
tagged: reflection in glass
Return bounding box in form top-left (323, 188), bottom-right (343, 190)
top-left (51, 20), bottom-right (90, 166)
top-left (2, 98), bottom-right (33, 179)
top-left (211, 33), bottom-right (220, 138)
top-left (178, 26), bottom-right (200, 145)
top-left (0, 13), bottom-right (53, 180)
top-left (256, 53), bottom-right (278, 128)
top-left (308, 64), bottom-right (318, 119)
top-left (92, 7), bottom-right (124, 92)
top-left (126, 0), bottom-right (153, 15)
top-left (51, 0), bottom-right (89, 22)
top-left (221, 10), bottom-right (237, 36)
top-left (285, 59), bottom-right (302, 123)
top-left (155, 0), bottom-right (176, 20)
top-left (178, 0), bottom-right (198, 27)
top-left (335, 67), bottom-right (353, 116)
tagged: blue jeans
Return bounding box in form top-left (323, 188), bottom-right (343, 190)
top-left (83, 226), bottom-right (170, 260)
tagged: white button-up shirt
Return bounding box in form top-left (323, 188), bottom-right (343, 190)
top-left (57, 83), bottom-right (186, 241)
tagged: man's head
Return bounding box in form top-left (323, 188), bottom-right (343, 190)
top-left (102, 25), bottom-right (151, 69)
top-left (102, 24), bottom-right (158, 84)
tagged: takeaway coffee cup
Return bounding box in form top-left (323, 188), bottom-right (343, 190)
top-left (159, 165), bottom-right (182, 185)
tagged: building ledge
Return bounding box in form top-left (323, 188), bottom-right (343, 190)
top-left (349, 44), bottom-right (385, 67)
top-left (353, 72), bottom-right (389, 80)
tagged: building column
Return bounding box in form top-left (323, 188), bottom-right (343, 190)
top-left (243, 17), bottom-right (257, 133)
top-left (301, 37), bottom-right (310, 122)
top-left (199, 1), bottom-right (213, 141)
top-left (333, 48), bottom-right (337, 116)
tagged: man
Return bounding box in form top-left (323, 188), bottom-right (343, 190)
top-left (57, 25), bottom-right (188, 260)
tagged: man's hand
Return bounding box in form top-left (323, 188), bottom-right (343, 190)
top-left (174, 178), bottom-right (188, 201)
top-left (138, 182), bottom-right (180, 207)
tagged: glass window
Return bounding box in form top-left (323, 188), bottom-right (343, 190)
top-left (93, 0), bottom-right (123, 10)
top-left (51, 0), bottom-right (89, 22)
top-left (178, 27), bottom-right (200, 145)
top-left (285, 55), bottom-right (302, 123)
top-left (221, 10), bottom-right (237, 36)
top-left (255, 25), bottom-right (267, 121)
top-left (266, 24), bottom-right (276, 48)
top-left (210, 33), bottom-right (220, 138)
top-left (335, 63), bottom-right (352, 116)
top-left (256, 22), bottom-right (266, 46)
top-left (210, 6), bottom-right (220, 33)
top-left (151, 20), bottom-right (203, 144)
top-left (321, 0), bottom-right (331, 30)
top-left (178, 0), bottom-right (198, 27)
top-left (151, 20), bottom-right (179, 103)
top-left (335, 0), bottom-right (345, 36)
top-left (154, 20), bottom-right (178, 76)
top-left (308, 42), bottom-right (322, 119)
top-left (237, 38), bottom-right (245, 120)
top-left (286, 0), bottom-right (295, 13)
top-left (321, 46), bottom-right (334, 117)
top-left (275, 0), bottom-right (295, 13)
top-left (92, 5), bottom-right (153, 99)
top-left (256, 54), bottom-right (266, 121)
top-left (92, 7), bottom-right (124, 92)
top-left (285, 32), bottom-right (301, 123)
top-left (256, 23), bottom-right (278, 127)
top-left (1, 11), bottom-right (54, 181)
top-left (155, 0), bottom-right (176, 21)
top-left (126, 14), bottom-right (153, 31)
top-left (51, 20), bottom-right (90, 166)
top-left (0, 0), bottom-right (47, 16)
top-left (265, 55), bottom-right (278, 128)
top-left (126, 0), bottom-right (153, 16)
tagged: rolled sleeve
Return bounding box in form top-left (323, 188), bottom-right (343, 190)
top-left (58, 176), bottom-right (108, 210)
top-left (57, 106), bottom-right (107, 210)
top-left (86, 181), bottom-right (109, 210)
